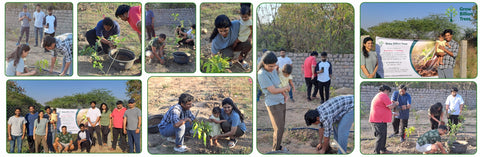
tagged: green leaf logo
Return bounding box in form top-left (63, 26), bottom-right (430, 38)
top-left (445, 6), bottom-right (458, 22)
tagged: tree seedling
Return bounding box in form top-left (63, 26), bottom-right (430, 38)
top-left (193, 120), bottom-right (212, 147)
top-left (203, 55), bottom-right (230, 73)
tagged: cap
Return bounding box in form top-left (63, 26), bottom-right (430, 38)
top-left (23, 5), bottom-right (28, 9)
top-left (128, 98), bottom-right (135, 103)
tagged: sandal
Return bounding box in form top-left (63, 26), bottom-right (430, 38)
top-left (228, 139), bottom-right (237, 148)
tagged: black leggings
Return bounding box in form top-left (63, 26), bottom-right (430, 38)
top-left (101, 125), bottom-right (110, 145)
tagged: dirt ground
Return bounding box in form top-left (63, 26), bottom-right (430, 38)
top-left (147, 77), bottom-right (253, 154)
top-left (145, 26), bottom-right (195, 73)
top-left (5, 40), bottom-right (64, 76)
top-left (77, 3), bottom-right (142, 76)
top-left (257, 87), bottom-right (355, 154)
top-left (360, 110), bottom-right (477, 154)
top-left (200, 3), bottom-right (253, 73)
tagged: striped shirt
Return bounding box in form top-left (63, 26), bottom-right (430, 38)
top-left (316, 95), bottom-right (354, 137)
top-left (157, 104), bottom-right (195, 129)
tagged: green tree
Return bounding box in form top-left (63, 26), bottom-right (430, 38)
top-left (368, 14), bottom-right (461, 41)
top-left (126, 80), bottom-right (142, 109)
top-left (45, 89), bottom-right (117, 109)
top-left (6, 81), bottom-right (42, 118)
top-left (257, 3), bottom-right (354, 53)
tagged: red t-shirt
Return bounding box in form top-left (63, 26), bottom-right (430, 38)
top-left (111, 107), bottom-right (127, 128)
top-left (303, 56), bottom-right (317, 78)
top-left (369, 92), bottom-right (393, 123)
top-left (128, 5), bottom-right (141, 34)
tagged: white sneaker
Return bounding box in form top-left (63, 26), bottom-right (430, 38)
top-left (167, 137), bottom-right (176, 143)
top-left (174, 145), bottom-right (188, 152)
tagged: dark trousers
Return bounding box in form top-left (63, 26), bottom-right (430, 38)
top-left (288, 84), bottom-right (293, 99)
top-left (146, 25), bottom-right (155, 40)
top-left (305, 77), bottom-right (318, 99)
top-left (112, 127), bottom-right (127, 151)
top-left (430, 115), bottom-right (441, 130)
top-left (80, 140), bottom-right (91, 153)
top-left (86, 29), bottom-right (110, 54)
top-left (47, 132), bottom-right (55, 152)
top-left (392, 118), bottom-right (408, 139)
top-left (18, 27), bottom-right (30, 44)
top-left (27, 135), bottom-right (35, 153)
top-left (44, 32), bottom-right (55, 37)
top-left (317, 80), bottom-right (331, 102)
top-left (448, 115), bottom-right (459, 125)
top-left (372, 123), bottom-right (387, 154)
top-left (101, 125), bottom-right (110, 145)
top-left (88, 125), bottom-right (102, 146)
top-left (219, 42), bottom-right (252, 62)
top-left (221, 121), bottom-right (245, 138)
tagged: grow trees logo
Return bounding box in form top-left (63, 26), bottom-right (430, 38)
top-left (445, 6), bottom-right (473, 22)
top-left (445, 6), bottom-right (458, 22)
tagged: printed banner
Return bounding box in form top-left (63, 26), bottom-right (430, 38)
top-left (56, 108), bottom-right (90, 134)
top-left (376, 37), bottom-right (438, 78)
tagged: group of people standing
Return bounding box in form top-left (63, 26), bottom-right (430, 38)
top-left (7, 99), bottom-right (142, 153)
top-left (368, 84), bottom-right (465, 154)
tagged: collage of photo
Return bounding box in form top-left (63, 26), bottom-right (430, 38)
top-left (2, 1), bottom-right (478, 157)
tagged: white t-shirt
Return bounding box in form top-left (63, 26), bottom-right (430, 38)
top-left (446, 94), bottom-right (464, 115)
top-left (238, 19), bottom-right (252, 42)
top-left (317, 61), bottom-right (331, 82)
top-left (86, 107), bottom-right (101, 126)
top-left (276, 56), bottom-right (292, 71)
top-left (33, 11), bottom-right (45, 28)
top-left (44, 15), bottom-right (56, 34)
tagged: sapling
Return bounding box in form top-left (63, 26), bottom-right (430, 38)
top-left (203, 55), bottom-right (230, 73)
top-left (193, 120), bottom-right (212, 147)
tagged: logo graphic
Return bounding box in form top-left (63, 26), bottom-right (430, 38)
top-left (445, 6), bottom-right (458, 22)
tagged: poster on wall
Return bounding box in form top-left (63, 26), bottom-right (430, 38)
top-left (376, 37), bottom-right (438, 78)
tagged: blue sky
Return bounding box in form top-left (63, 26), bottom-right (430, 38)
top-left (14, 80), bottom-right (130, 105)
top-left (361, 3), bottom-right (476, 30)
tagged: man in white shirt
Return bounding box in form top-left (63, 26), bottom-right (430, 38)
top-left (86, 101), bottom-right (102, 146)
top-left (445, 87), bottom-right (464, 125)
top-left (33, 4), bottom-right (45, 47)
top-left (315, 52), bottom-right (333, 104)
top-left (276, 48), bottom-right (294, 102)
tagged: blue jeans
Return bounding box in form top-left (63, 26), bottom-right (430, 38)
top-left (47, 132), bottom-right (55, 152)
top-left (61, 56), bottom-right (72, 76)
top-left (257, 89), bottom-right (263, 102)
top-left (288, 84), bottom-right (293, 99)
top-left (9, 135), bottom-right (22, 153)
top-left (127, 130), bottom-right (140, 153)
top-left (158, 122), bottom-right (192, 146)
top-left (34, 27), bottom-right (44, 45)
top-left (332, 109), bottom-right (354, 154)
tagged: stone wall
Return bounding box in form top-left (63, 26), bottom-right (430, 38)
top-left (360, 86), bottom-right (477, 111)
top-left (6, 9), bottom-right (73, 40)
top-left (262, 52), bottom-right (354, 89)
top-left (151, 8), bottom-right (195, 27)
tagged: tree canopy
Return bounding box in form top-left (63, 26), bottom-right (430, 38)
top-left (6, 81), bottom-right (42, 118)
top-left (367, 14), bottom-right (461, 41)
top-left (257, 3), bottom-right (354, 53)
top-left (126, 80), bottom-right (142, 109)
top-left (45, 89), bottom-right (118, 109)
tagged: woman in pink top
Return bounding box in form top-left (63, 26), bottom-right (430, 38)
top-left (369, 85), bottom-right (398, 154)
top-left (115, 4), bottom-right (142, 41)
